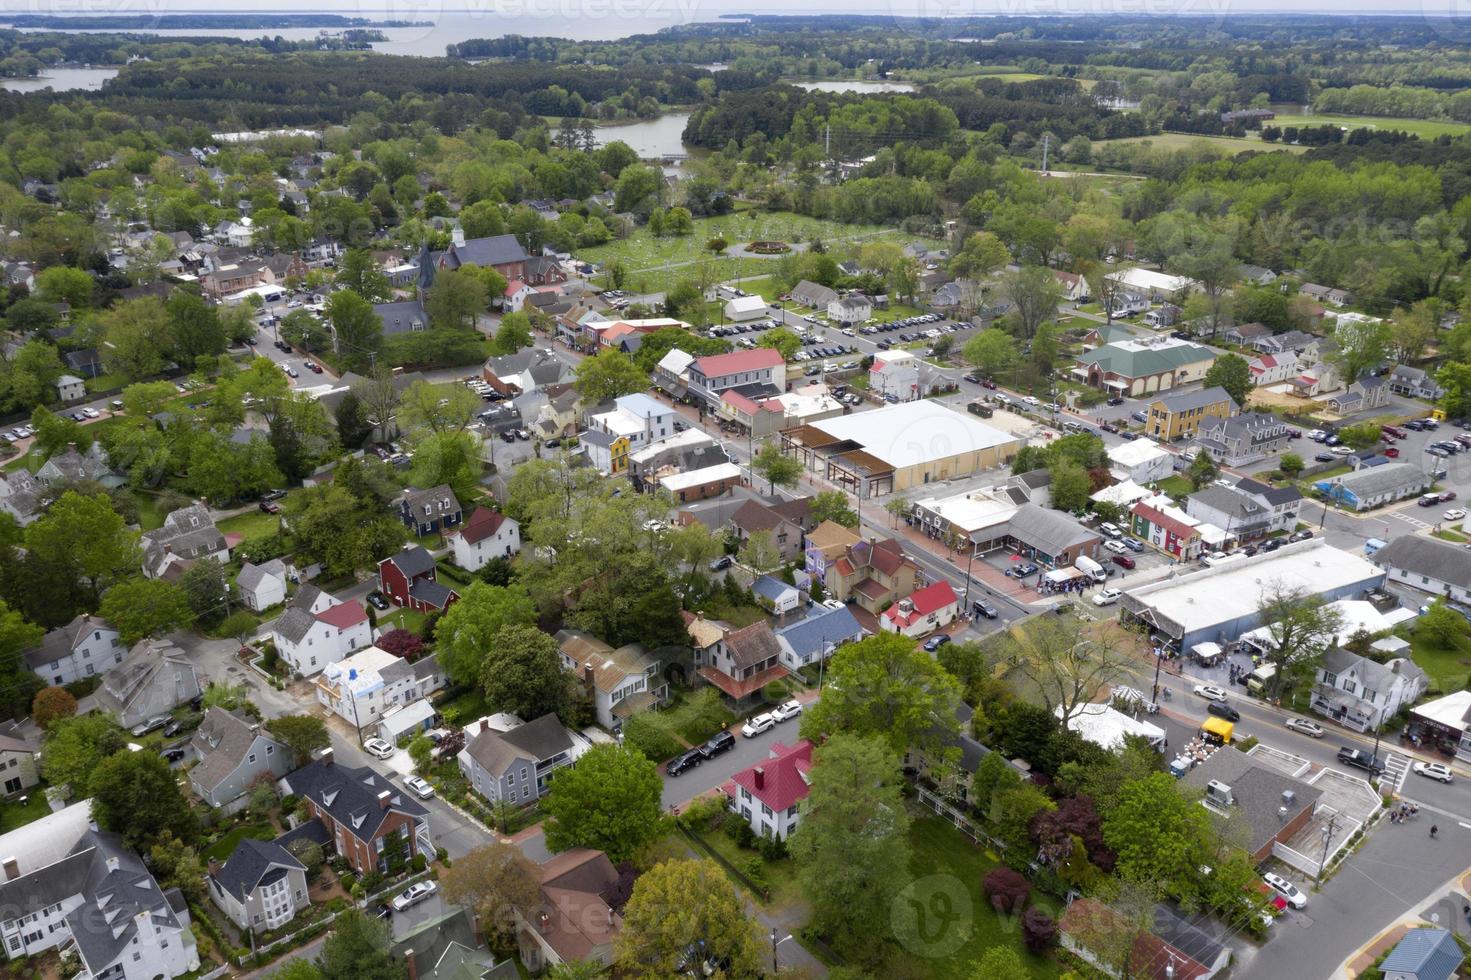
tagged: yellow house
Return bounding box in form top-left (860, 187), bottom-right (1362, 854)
top-left (609, 434), bottom-right (631, 474)
top-left (1148, 386), bottom-right (1236, 442)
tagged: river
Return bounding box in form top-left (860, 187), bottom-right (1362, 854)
top-left (792, 79), bottom-right (916, 93)
top-left (0, 66), bottom-right (119, 92)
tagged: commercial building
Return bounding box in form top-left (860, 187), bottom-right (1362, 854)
top-left (1003, 504), bottom-right (1102, 567)
top-left (1148, 386), bottom-right (1236, 442)
top-left (1315, 463), bottom-right (1432, 512)
top-left (1104, 267), bottom-right (1200, 303)
top-left (685, 348), bottom-right (786, 408)
top-left (1119, 540), bottom-right (1386, 652)
top-left (1072, 335), bottom-right (1215, 397)
top-left (779, 400), bottom-right (1023, 497)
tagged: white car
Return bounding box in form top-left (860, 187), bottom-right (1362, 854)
top-left (404, 774), bottom-right (436, 798)
top-left (1262, 872), bottom-right (1307, 909)
top-left (82, 408), bottom-right (100, 419)
top-left (1284, 717), bottom-right (1325, 738)
top-left (772, 700), bottom-right (803, 722)
top-left (1092, 588), bottom-right (1122, 607)
top-left (1099, 522), bottom-right (1123, 539)
top-left (1103, 540), bottom-right (1129, 555)
top-left (1330, 445), bottom-right (1354, 456)
top-left (391, 880), bottom-right (437, 912)
top-left (1413, 761), bottom-right (1454, 783)
top-left (741, 713), bottom-right (776, 738)
top-left (363, 737), bottom-right (395, 759)
top-left (1193, 684), bottom-right (1230, 703)
top-left (1445, 509), bottom-right (1467, 521)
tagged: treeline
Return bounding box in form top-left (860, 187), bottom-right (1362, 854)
top-left (1315, 83), bottom-right (1471, 123)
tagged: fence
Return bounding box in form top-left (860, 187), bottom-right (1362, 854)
top-left (915, 786), bottom-right (1003, 852)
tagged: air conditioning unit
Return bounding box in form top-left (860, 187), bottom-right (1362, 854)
top-left (1205, 780), bottom-right (1233, 806)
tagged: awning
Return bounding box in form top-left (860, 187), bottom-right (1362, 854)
top-left (1192, 642), bottom-right (1224, 662)
top-left (1103, 379), bottom-right (1129, 391)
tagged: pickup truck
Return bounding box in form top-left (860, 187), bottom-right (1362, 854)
top-left (1336, 747), bottom-right (1385, 774)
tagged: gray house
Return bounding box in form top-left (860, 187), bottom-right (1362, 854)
top-left (1389, 365), bottom-right (1444, 401)
top-left (207, 839), bottom-right (310, 931)
top-left (457, 714), bottom-right (585, 805)
top-left (23, 614), bottom-right (124, 686)
top-left (790, 280), bottom-right (838, 309)
top-left (94, 639), bottom-right (202, 728)
top-left (189, 708), bottom-right (295, 809)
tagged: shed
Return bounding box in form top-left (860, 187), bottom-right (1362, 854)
top-left (376, 698), bottom-right (436, 744)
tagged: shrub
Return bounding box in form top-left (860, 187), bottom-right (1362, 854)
top-left (621, 714), bottom-right (681, 763)
top-left (411, 854), bottom-right (427, 873)
top-left (677, 794), bottom-right (728, 833)
top-left (757, 834), bottom-right (788, 861)
top-left (982, 867), bottom-right (1031, 916)
top-left (740, 856), bottom-right (767, 892)
top-left (1021, 908), bottom-right (1057, 952)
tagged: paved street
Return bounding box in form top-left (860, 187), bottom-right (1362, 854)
top-left (660, 713), bottom-right (809, 811)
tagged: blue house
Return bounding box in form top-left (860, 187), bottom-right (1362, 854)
top-left (396, 484), bottom-right (464, 537)
top-left (1379, 927), bottom-right (1461, 980)
top-left (774, 605), bottom-right (864, 672)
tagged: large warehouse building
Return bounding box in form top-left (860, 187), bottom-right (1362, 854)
top-left (779, 401), bottom-right (1025, 498)
top-left (1118, 540), bottom-right (1386, 652)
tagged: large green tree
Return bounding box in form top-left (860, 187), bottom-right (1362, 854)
top-left (1203, 353), bottom-right (1252, 406)
top-left (479, 625), bottom-right (571, 722)
top-left (335, 249), bottom-right (393, 303)
top-left (750, 441), bottom-right (802, 495)
top-left (963, 329), bottom-right (1020, 379)
top-left (435, 581), bottom-right (538, 686)
top-left (426, 268), bottom-right (489, 330)
top-left (801, 632), bottom-right (961, 756)
top-left (1254, 583), bottom-right (1344, 698)
top-left (99, 577), bottom-right (196, 644)
top-left (542, 743), bottom-right (663, 862)
top-left (1102, 771), bottom-right (1213, 898)
top-left (317, 910), bottom-right (405, 980)
top-left (265, 714), bottom-right (331, 767)
top-left (90, 749), bottom-right (198, 849)
top-left (574, 350), bottom-right (646, 404)
top-left (25, 491), bottom-right (138, 611)
top-left (41, 713), bottom-right (127, 794)
top-left (614, 859), bottom-right (765, 980)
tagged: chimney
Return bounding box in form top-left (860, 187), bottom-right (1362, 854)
top-left (319, 747), bottom-right (334, 766)
top-left (583, 664), bottom-right (595, 693)
top-left (753, 766), bottom-right (765, 790)
top-left (481, 719), bottom-right (490, 733)
top-left (378, 789), bottom-right (392, 809)
top-left (1, 857), bottom-right (17, 881)
top-left (105, 855), bottom-right (119, 873)
top-left (404, 949), bottom-right (416, 980)
top-left (206, 858), bottom-right (222, 877)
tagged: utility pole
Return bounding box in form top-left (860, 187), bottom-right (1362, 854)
top-left (1316, 813), bottom-right (1340, 883)
top-left (771, 927), bottom-right (779, 975)
top-left (1041, 133), bottom-right (1050, 173)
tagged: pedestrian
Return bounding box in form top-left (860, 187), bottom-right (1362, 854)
top-left (1391, 811), bottom-right (1399, 824)
top-left (1411, 803), bottom-right (1419, 816)
top-left (1431, 824), bottom-right (1439, 838)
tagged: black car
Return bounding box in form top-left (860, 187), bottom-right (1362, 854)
top-left (1106, 396), bottom-right (1124, 406)
top-left (161, 748), bottom-right (186, 763)
top-left (1207, 701), bottom-right (1241, 722)
top-left (666, 748), bottom-right (704, 777)
top-left (366, 591), bottom-right (391, 611)
top-left (699, 730), bottom-right (736, 759)
top-left (1337, 746), bottom-right (1385, 774)
top-left (1315, 452), bottom-right (1335, 462)
top-left (1261, 538), bottom-right (1284, 553)
top-left (162, 718), bottom-right (192, 737)
top-left (369, 903), bottom-right (392, 921)
top-left (972, 600), bottom-right (999, 619)
top-left (709, 555), bottom-right (734, 572)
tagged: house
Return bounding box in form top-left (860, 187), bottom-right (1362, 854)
top-left (1311, 647), bottom-right (1428, 732)
top-left (95, 639), bottom-right (202, 728)
top-left (1060, 899), bottom-right (1226, 980)
top-left (141, 504), bottom-right (228, 579)
top-left (236, 559), bottom-right (288, 612)
top-left (730, 497), bottom-right (813, 563)
top-left (773, 604), bottom-right (864, 672)
top-left (695, 620), bottom-right (788, 702)
top-left (721, 740), bottom-right (812, 841)
top-left (378, 545), bottom-right (460, 612)
top-left (0, 829), bottom-right (200, 977)
top-left (436, 233), bottom-right (530, 280)
top-left (1378, 928), bottom-right (1462, 980)
top-left (1054, 270), bottom-right (1089, 302)
top-left (822, 536), bottom-right (920, 615)
top-left (395, 906), bottom-right (519, 980)
top-left (748, 575), bottom-right (801, 617)
top-left (1130, 494), bottom-right (1206, 560)
top-left (1142, 303), bottom-right (1182, 329)
top-left (554, 631), bottom-right (667, 732)
top-left (23, 613), bottom-right (123, 686)
top-left (1225, 322), bottom-right (1273, 347)
top-left (791, 280), bottom-right (838, 309)
top-left (1315, 463), bottom-right (1431, 512)
top-left (376, 699), bottom-right (437, 746)
top-left (1073, 335), bottom-right (1216, 397)
top-left (1185, 750), bottom-right (1323, 863)
top-left (881, 581), bottom-right (959, 638)
top-left (1253, 330), bottom-right (1320, 356)
top-left (1373, 535), bottom-right (1471, 603)
top-left (868, 349), bottom-right (954, 402)
top-left (724, 295), bottom-right (767, 321)
top-left (803, 519), bottom-right (861, 581)
top-left (267, 589), bottom-right (372, 677)
top-left (189, 707), bottom-right (294, 809)
top-left (1223, 478), bottom-right (1301, 534)
top-left (1185, 484), bottom-right (1275, 544)
top-left (685, 348), bottom-right (786, 409)
top-left (1238, 264), bottom-right (1277, 286)
top-left (1389, 365), bottom-right (1444, 401)
top-left (316, 647), bottom-right (445, 731)
top-left (0, 723), bottom-right (38, 797)
top-left (1003, 504), bottom-right (1102, 568)
top-left (397, 485), bottom-right (464, 538)
top-left (1194, 412), bottom-right (1291, 466)
top-left (208, 839), bottom-right (309, 931)
top-left (1104, 267), bottom-right (1199, 303)
top-left (1299, 283), bottom-right (1353, 307)
top-left (1324, 375), bottom-right (1390, 415)
top-left (653, 347), bottom-right (695, 395)
top-left (55, 374), bottom-right (86, 402)
top-left (447, 506), bottom-right (521, 571)
top-left (457, 714), bottom-right (586, 805)
top-left (1148, 386), bottom-right (1236, 441)
top-left (1107, 440), bottom-right (1174, 485)
top-left (587, 393), bottom-right (678, 456)
top-left (0, 469), bottom-right (42, 526)
top-left (281, 750), bottom-right (433, 873)
top-left (827, 293), bottom-right (872, 325)
top-left (515, 849), bottom-right (623, 973)
top-left (659, 462), bottom-right (743, 502)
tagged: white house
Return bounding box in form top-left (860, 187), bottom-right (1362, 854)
top-left (870, 349), bottom-right (921, 402)
top-left (1311, 647), bottom-right (1428, 732)
top-left (752, 575), bottom-right (802, 617)
top-left (1247, 351), bottom-right (1298, 387)
top-left (141, 504), bottom-right (228, 579)
top-left (773, 604), bottom-right (864, 672)
top-left (23, 614), bottom-right (124, 686)
top-left (880, 581), bottom-right (959, 639)
top-left (724, 295), bottom-right (767, 322)
top-left (266, 588), bottom-right (373, 677)
top-left (446, 506), bottom-right (521, 571)
top-left (587, 393), bottom-right (678, 452)
top-left (554, 631), bottom-right (667, 732)
top-left (1373, 536), bottom-right (1471, 603)
top-left (236, 559), bottom-right (288, 612)
top-left (685, 348), bottom-right (786, 408)
top-left (1107, 440), bottom-right (1174, 485)
top-left (721, 740), bottom-right (813, 842)
top-left (1104, 267), bottom-right (1199, 303)
top-left (827, 294), bottom-right (872, 325)
top-left (208, 839), bottom-right (310, 932)
top-left (56, 374), bottom-right (86, 402)
top-left (315, 646), bottom-right (445, 730)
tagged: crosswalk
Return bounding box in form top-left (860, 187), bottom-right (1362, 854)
top-left (1383, 752), bottom-right (1411, 792)
top-left (1393, 512), bottom-right (1432, 530)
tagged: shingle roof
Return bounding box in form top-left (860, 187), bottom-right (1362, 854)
top-left (723, 621), bottom-right (783, 670)
top-left (445, 234), bottom-right (528, 270)
top-left (1374, 535), bottom-right (1471, 591)
top-left (1182, 750), bottom-right (1321, 855)
top-left (775, 606), bottom-right (863, 660)
top-left (24, 614), bottom-right (116, 669)
top-left (384, 545), bottom-right (437, 578)
top-left (457, 506), bottom-right (511, 544)
top-left (883, 581), bottom-right (958, 628)
top-left (1153, 386), bottom-right (1232, 414)
top-left (694, 348), bottom-right (785, 376)
top-left (1076, 338), bottom-right (1213, 378)
top-left (270, 606), bottom-right (318, 645)
top-left (1005, 504), bottom-right (1098, 557)
top-left (282, 757), bottom-right (427, 842)
top-left (211, 838), bottom-right (305, 902)
top-left (752, 575), bottom-right (796, 603)
top-left (410, 578), bottom-right (457, 608)
top-left (462, 713), bottom-right (574, 777)
top-left (1321, 462), bottom-right (1429, 499)
top-left (237, 558), bottom-right (287, 594)
top-left (723, 740), bottom-right (812, 812)
top-left (190, 708), bottom-right (275, 795)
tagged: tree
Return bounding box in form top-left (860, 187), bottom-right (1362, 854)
top-left (963, 328), bottom-right (1019, 379)
top-left (1188, 449), bottom-right (1218, 490)
top-left (950, 231), bottom-right (1010, 281)
top-left (1255, 584), bottom-right (1344, 698)
top-left (335, 249), bottom-right (392, 302)
top-left (1203, 353), bottom-right (1252, 406)
top-left (90, 750), bottom-right (197, 849)
top-left (148, 831), bottom-right (208, 905)
top-left (179, 558), bottom-right (231, 627)
top-left (460, 200), bottom-right (506, 239)
top-left (491, 312), bottom-right (533, 355)
top-left (750, 441), bottom-right (801, 494)
top-left (99, 296), bottom-right (170, 381)
top-left (270, 960), bottom-right (324, 980)
top-left (615, 859), bottom-right (764, 980)
top-left (334, 390), bottom-right (374, 450)
top-left (41, 712), bottom-right (126, 793)
top-left (1332, 315), bottom-right (1391, 383)
top-left (317, 910), bottom-right (405, 980)
top-left (801, 632), bottom-right (961, 757)
top-left (376, 628), bottom-right (425, 661)
top-left (1102, 771), bottom-right (1213, 897)
top-left (25, 491), bottom-right (137, 610)
top-left (1004, 265), bottom-right (1063, 340)
top-left (1339, 422), bottom-right (1383, 450)
top-left (479, 625), bottom-right (570, 721)
top-left (1048, 458), bottom-right (1090, 513)
top-left (1418, 599), bottom-right (1470, 649)
top-left (791, 735), bottom-right (910, 966)
top-left (1021, 908), bottom-right (1058, 954)
top-left (1280, 453), bottom-right (1304, 478)
top-left (614, 164), bottom-right (659, 213)
top-left (542, 743), bottom-right (662, 862)
top-left (435, 582), bottom-right (538, 686)
top-left (31, 686), bottom-right (77, 727)
top-left (99, 577), bottom-right (196, 644)
top-left (266, 715), bottom-right (330, 767)
top-left (982, 867), bottom-right (1031, 916)
top-left (426, 268), bottom-right (489, 330)
top-left (574, 350), bottom-right (646, 404)
top-left (970, 947), bottom-right (1028, 980)
top-left (439, 842), bottom-right (540, 941)
top-left (399, 380), bottom-right (480, 434)
top-left (755, 327), bottom-right (802, 361)
top-left (36, 266), bottom-right (93, 308)
top-left (993, 612), bottom-right (1131, 726)
top-left (810, 489), bottom-right (858, 528)
top-left (410, 430), bottom-right (483, 501)
top-left (328, 290), bottom-right (384, 366)
top-left (165, 291), bottom-right (226, 370)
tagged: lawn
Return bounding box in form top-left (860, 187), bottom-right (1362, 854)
top-left (687, 825), bottom-right (805, 911)
top-left (1402, 626), bottom-right (1471, 692)
top-left (1433, 528), bottom-right (1469, 543)
top-left (436, 688), bottom-right (489, 727)
top-left (218, 508), bottom-right (285, 545)
top-left (204, 822), bottom-right (277, 861)
top-left (1098, 132), bottom-right (1306, 155)
top-left (1269, 110), bottom-right (1471, 140)
top-left (379, 606), bottom-right (428, 636)
top-left (0, 789), bottom-right (51, 834)
top-left (1155, 475), bottom-right (1193, 499)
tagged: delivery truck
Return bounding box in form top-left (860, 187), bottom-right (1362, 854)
top-left (1074, 554), bottom-right (1108, 583)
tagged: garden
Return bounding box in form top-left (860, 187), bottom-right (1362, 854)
top-left (620, 688), bottom-right (736, 762)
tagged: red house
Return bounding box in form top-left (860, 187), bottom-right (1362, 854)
top-left (377, 545), bottom-right (459, 612)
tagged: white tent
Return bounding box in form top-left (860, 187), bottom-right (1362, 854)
top-left (1057, 703), bottom-right (1166, 752)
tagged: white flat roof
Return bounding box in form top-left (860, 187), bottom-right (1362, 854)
top-left (1240, 598), bottom-right (1417, 649)
top-left (806, 400), bottom-right (1021, 469)
top-left (628, 428), bottom-right (714, 464)
top-left (1107, 267), bottom-right (1199, 292)
top-left (1058, 703), bottom-right (1165, 751)
top-left (1413, 690), bottom-right (1471, 730)
top-left (913, 488), bottom-right (1018, 534)
top-left (378, 698), bottom-right (435, 735)
top-left (661, 462), bottom-right (742, 492)
top-left (1124, 540), bottom-right (1385, 634)
top-left (1108, 440), bottom-right (1171, 467)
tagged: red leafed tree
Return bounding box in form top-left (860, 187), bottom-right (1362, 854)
top-left (1021, 908), bottom-right (1057, 953)
top-left (982, 866), bottom-right (1030, 916)
top-left (32, 686), bottom-right (78, 727)
top-left (377, 628), bottom-right (425, 661)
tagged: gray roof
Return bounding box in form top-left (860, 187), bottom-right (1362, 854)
top-left (413, 652), bottom-right (443, 684)
top-left (271, 606), bottom-right (317, 644)
top-left (409, 578), bottom-right (456, 608)
top-left (1182, 750), bottom-right (1321, 855)
top-left (211, 838), bottom-right (305, 902)
top-left (1187, 485), bottom-right (1267, 523)
top-left (1380, 928), bottom-right (1461, 980)
top-left (190, 707), bottom-right (278, 795)
top-left (1234, 477), bottom-right (1303, 508)
top-left (1153, 386), bottom-right (1233, 414)
top-left (1374, 535), bottom-right (1471, 591)
top-left (52, 831), bottom-right (188, 975)
top-left (1323, 462), bottom-right (1430, 499)
top-left (385, 545), bottom-right (437, 578)
top-left (94, 639), bottom-right (195, 716)
top-left (373, 299), bottom-right (429, 336)
top-left (282, 757), bottom-right (427, 842)
top-left (1004, 504), bottom-right (1097, 557)
top-left (774, 605), bottom-right (864, 660)
top-left (463, 713), bottom-right (574, 777)
top-left (1198, 412), bottom-right (1287, 443)
top-left (445, 234), bottom-right (528, 270)
top-left (237, 558), bottom-right (287, 594)
top-left (792, 280), bottom-right (838, 307)
top-left (401, 484), bottom-right (463, 522)
top-left (1320, 647), bottom-right (1427, 694)
top-left (752, 575), bottom-right (796, 603)
top-left (141, 503), bottom-right (224, 575)
top-left (24, 614), bottom-right (117, 669)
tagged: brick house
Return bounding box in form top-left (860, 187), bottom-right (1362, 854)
top-left (280, 749), bottom-right (432, 874)
top-left (377, 545), bottom-right (459, 612)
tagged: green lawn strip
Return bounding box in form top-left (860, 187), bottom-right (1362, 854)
top-left (0, 789), bottom-right (51, 833)
top-left (204, 822), bottom-right (276, 861)
top-left (218, 508), bottom-right (285, 545)
top-left (1155, 475), bottom-right (1193, 499)
top-left (686, 825), bottom-right (804, 910)
top-left (1402, 627), bottom-right (1471, 692)
top-left (1269, 111), bottom-right (1471, 139)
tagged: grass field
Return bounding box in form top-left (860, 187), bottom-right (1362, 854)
top-left (1403, 626), bottom-right (1471, 692)
top-left (218, 508), bottom-right (284, 545)
top-left (1100, 132), bottom-right (1307, 155)
top-left (1270, 111), bottom-right (1471, 140)
top-left (0, 790), bottom-right (50, 834)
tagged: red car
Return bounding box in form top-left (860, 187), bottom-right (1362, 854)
top-left (1383, 447), bottom-right (1400, 458)
top-left (1442, 491), bottom-right (1458, 503)
top-left (1111, 555), bottom-right (1136, 569)
top-left (981, 378), bottom-right (998, 390)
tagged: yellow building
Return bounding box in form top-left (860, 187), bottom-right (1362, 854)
top-left (1148, 386), bottom-right (1236, 442)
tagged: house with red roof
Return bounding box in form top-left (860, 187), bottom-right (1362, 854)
top-left (824, 536), bottom-right (919, 616)
top-left (880, 581), bottom-right (959, 638)
top-left (1129, 494), bottom-right (1205, 560)
top-left (1247, 351), bottom-right (1295, 387)
top-left (446, 506), bottom-right (520, 572)
top-left (686, 347), bottom-right (786, 408)
top-left (722, 740), bottom-right (813, 841)
top-left (266, 586), bottom-right (373, 676)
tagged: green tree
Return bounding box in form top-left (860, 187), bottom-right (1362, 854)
top-left (148, 831), bottom-right (208, 905)
top-left (334, 390), bottom-right (374, 450)
top-left (328, 290), bottom-right (384, 366)
top-left (440, 842), bottom-right (540, 941)
top-left (1280, 453), bottom-right (1304, 478)
top-left (574, 350), bottom-right (647, 404)
top-left (1004, 265), bottom-right (1063, 340)
top-left (491, 312), bottom-right (534, 355)
top-left (963, 328), bottom-right (1019, 379)
top-left (542, 743), bottom-right (663, 863)
top-left (970, 947), bottom-right (1027, 980)
top-left (479, 625), bottom-right (570, 722)
top-left (335, 249), bottom-right (393, 303)
top-left (1339, 422), bottom-right (1383, 450)
top-left (614, 859), bottom-right (765, 980)
top-left (99, 297), bottom-right (170, 381)
top-left (801, 632), bottom-right (961, 756)
top-left (949, 230), bottom-right (1010, 281)
top-left (1102, 771), bottom-right (1213, 897)
top-left (810, 489), bottom-right (858, 528)
top-left (755, 327), bottom-right (802, 361)
top-left (99, 577), bottom-right (196, 644)
top-left (614, 164), bottom-right (659, 213)
top-left (435, 582), bottom-right (538, 686)
top-left (90, 749), bottom-right (197, 849)
top-left (1203, 353), bottom-right (1252, 406)
top-left (41, 712), bottom-right (126, 794)
top-left (265, 715), bottom-right (330, 767)
top-left (1188, 449), bottom-right (1219, 490)
top-left (35, 266), bottom-right (93, 308)
top-left (165, 291), bottom-right (226, 370)
top-left (1417, 599), bottom-right (1470, 650)
top-left (409, 430), bottom-right (483, 502)
top-left (750, 441), bottom-right (802, 494)
top-left (1048, 457), bottom-right (1090, 513)
top-left (398, 380), bottom-right (480, 434)
top-left (1255, 583), bottom-right (1343, 697)
top-left (317, 910), bottom-right (405, 980)
top-left (426, 268), bottom-right (489, 330)
top-left (791, 735), bottom-right (911, 967)
top-left (459, 201), bottom-right (506, 239)
top-left (992, 608), bottom-right (1131, 726)
top-left (25, 491), bottom-right (137, 609)
top-left (1332, 316), bottom-right (1391, 383)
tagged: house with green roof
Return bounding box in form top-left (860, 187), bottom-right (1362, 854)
top-left (1072, 335), bottom-right (1216, 397)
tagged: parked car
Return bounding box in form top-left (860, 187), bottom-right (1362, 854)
top-left (1104, 540), bottom-right (1129, 555)
top-left (1288, 529), bottom-right (1314, 542)
top-left (1099, 522), bottom-right (1123, 539)
top-left (973, 601), bottom-right (999, 619)
top-left (1009, 562), bottom-right (1039, 578)
top-left (1412, 761), bottom-right (1454, 783)
top-left (1442, 491), bottom-right (1459, 503)
top-left (1384, 447), bottom-right (1400, 458)
top-left (259, 498), bottom-right (283, 514)
top-left (1262, 872), bottom-right (1307, 910)
top-left (666, 748), bottom-right (704, 777)
top-left (923, 633), bottom-right (952, 652)
top-left (700, 731), bottom-right (736, 759)
top-left (1111, 555), bottom-right (1136, 569)
top-left (162, 718), bottom-right (192, 738)
top-left (742, 713), bottom-right (776, 738)
top-left (363, 737), bottom-right (395, 759)
top-left (366, 591), bottom-right (390, 610)
top-left (1314, 452), bottom-right (1336, 462)
top-left (161, 747), bottom-right (187, 763)
top-left (131, 715), bottom-right (170, 737)
top-left (403, 775), bottom-right (435, 799)
top-left (1192, 684), bottom-right (1230, 703)
top-left (772, 700), bottom-right (803, 722)
top-left (1284, 717), bottom-right (1325, 738)
top-left (1207, 701), bottom-right (1241, 722)
top-left (391, 881), bottom-right (437, 912)
top-left (1123, 538), bottom-right (1145, 553)
top-left (1336, 746), bottom-right (1385, 774)
top-left (709, 555), bottom-right (734, 571)
top-left (1092, 588), bottom-right (1122, 607)
top-left (1446, 509), bottom-right (1467, 521)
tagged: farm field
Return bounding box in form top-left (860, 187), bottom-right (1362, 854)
top-left (1269, 110), bottom-right (1471, 139)
top-left (1099, 132), bottom-right (1306, 154)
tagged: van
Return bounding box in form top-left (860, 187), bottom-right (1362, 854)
top-left (1246, 663), bottom-right (1278, 697)
top-left (1420, 493), bottom-right (1442, 508)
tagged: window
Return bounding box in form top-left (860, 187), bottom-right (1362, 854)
top-left (248, 753), bottom-right (256, 764)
